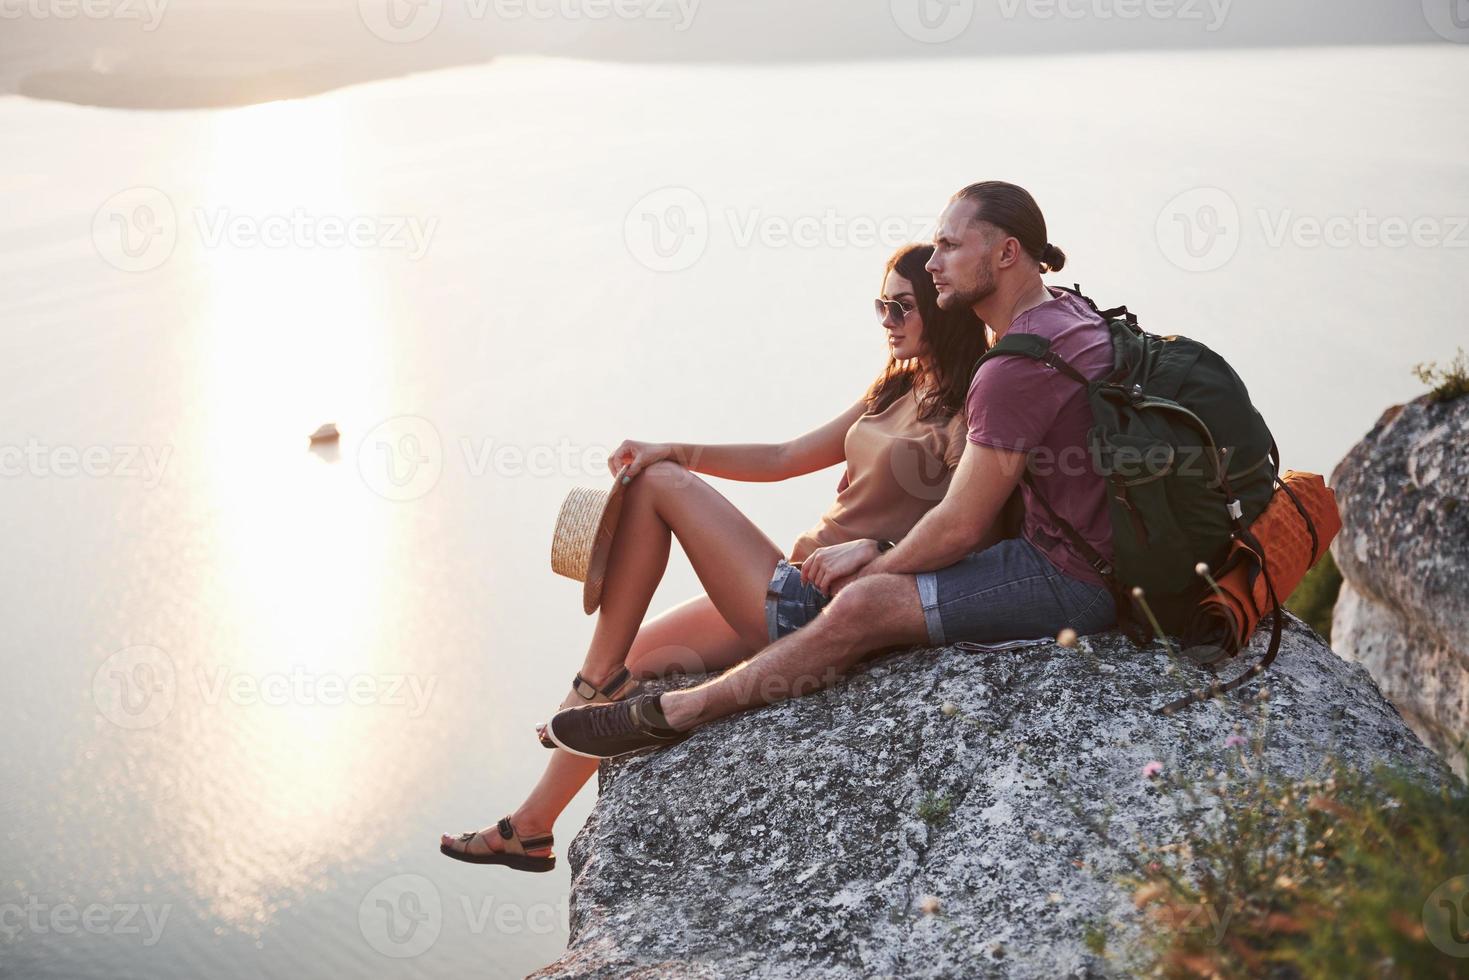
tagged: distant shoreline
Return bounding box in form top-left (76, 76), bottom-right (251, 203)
top-left (9, 37), bottom-right (1457, 112)
top-left (15, 56), bottom-right (489, 111)
top-left (3, 0), bottom-right (1456, 114)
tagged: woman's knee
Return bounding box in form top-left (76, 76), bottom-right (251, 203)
top-left (638, 459), bottom-right (699, 494)
top-left (620, 460), bottom-right (685, 508)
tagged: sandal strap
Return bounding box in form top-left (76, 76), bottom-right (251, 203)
top-left (571, 673), bottom-right (600, 700)
top-left (496, 816), bottom-right (553, 856)
top-left (572, 666), bottom-right (634, 702)
top-left (598, 667), bottom-right (636, 699)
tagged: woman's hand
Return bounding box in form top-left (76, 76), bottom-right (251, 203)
top-left (608, 440), bottom-right (673, 479)
top-left (801, 539), bottom-right (880, 596)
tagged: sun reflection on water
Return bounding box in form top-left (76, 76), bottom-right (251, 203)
top-left (137, 96), bottom-right (410, 930)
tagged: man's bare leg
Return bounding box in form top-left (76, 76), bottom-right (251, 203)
top-left (658, 572), bottom-right (930, 732)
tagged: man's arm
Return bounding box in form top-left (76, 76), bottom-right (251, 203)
top-left (861, 442), bottom-right (1028, 578)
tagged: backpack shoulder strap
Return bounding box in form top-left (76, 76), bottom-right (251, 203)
top-left (1021, 471), bottom-right (1150, 647)
top-left (1053, 282), bottom-right (1140, 330)
top-left (974, 332), bottom-right (1090, 386)
top-left (977, 332), bottom-right (1052, 365)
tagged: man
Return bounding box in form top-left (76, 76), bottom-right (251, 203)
top-left (545, 181), bottom-right (1120, 759)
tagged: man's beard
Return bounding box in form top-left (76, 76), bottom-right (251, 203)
top-left (938, 259), bottom-right (997, 312)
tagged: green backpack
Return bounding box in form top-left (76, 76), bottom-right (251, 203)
top-left (976, 287), bottom-right (1280, 711)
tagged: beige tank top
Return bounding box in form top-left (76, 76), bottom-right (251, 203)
top-left (789, 388), bottom-right (967, 563)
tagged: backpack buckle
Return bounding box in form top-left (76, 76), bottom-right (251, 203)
top-left (1227, 498), bottom-right (1244, 521)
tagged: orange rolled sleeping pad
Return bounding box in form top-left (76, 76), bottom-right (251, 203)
top-left (1184, 471), bottom-right (1342, 657)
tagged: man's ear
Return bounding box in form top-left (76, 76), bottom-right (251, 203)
top-left (996, 236), bottom-right (1023, 270)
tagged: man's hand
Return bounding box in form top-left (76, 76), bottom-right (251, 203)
top-left (801, 539), bottom-right (880, 596)
top-left (861, 443), bottom-right (1029, 577)
top-left (831, 554), bottom-right (885, 594)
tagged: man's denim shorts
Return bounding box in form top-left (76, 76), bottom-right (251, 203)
top-left (764, 538), bottom-right (1116, 647)
top-left (765, 559), bottom-right (831, 643)
top-left (914, 537), bottom-right (1116, 646)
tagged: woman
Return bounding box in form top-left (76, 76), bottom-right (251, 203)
top-left (441, 243), bottom-right (1001, 871)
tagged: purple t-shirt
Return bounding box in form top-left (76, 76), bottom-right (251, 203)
top-left (965, 288), bottom-right (1114, 585)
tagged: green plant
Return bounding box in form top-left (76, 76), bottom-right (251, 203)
top-left (1125, 736), bottom-right (1469, 979)
top-left (1413, 348), bottom-right (1469, 403)
top-left (916, 792), bottom-right (953, 825)
top-left (1285, 551), bottom-right (1342, 642)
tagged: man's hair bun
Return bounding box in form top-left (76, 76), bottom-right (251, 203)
top-left (1040, 242), bottom-right (1067, 272)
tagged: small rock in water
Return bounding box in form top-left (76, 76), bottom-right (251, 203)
top-left (309, 423), bottom-right (340, 444)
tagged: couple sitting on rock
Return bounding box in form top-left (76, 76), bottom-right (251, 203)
top-left (442, 180), bottom-right (1120, 871)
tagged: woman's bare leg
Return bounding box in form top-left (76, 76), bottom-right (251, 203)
top-left (443, 462), bottom-right (786, 858)
top-left (577, 460), bottom-right (785, 685)
top-left (442, 593), bottom-right (754, 857)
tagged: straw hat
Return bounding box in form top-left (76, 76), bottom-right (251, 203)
top-left (551, 466), bottom-right (633, 615)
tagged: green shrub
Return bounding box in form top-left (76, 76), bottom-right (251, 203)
top-left (916, 792), bottom-right (953, 825)
top-left (1285, 551), bottom-right (1343, 642)
top-left (1123, 732), bottom-right (1469, 979)
top-left (1413, 348), bottom-right (1469, 403)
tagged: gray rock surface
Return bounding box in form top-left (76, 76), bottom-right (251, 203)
top-left (1331, 395), bottom-right (1469, 774)
top-left (530, 617), bottom-right (1444, 979)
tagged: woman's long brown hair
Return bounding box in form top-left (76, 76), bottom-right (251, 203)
top-left (865, 243), bottom-right (989, 421)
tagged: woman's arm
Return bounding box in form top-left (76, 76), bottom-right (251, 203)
top-left (609, 399), bottom-right (866, 482)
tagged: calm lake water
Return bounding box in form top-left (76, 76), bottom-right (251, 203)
top-left (2, 46), bottom-right (1467, 978)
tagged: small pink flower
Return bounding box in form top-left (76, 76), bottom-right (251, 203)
top-left (1225, 734), bottom-right (1247, 749)
top-left (1142, 761), bottom-right (1164, 779)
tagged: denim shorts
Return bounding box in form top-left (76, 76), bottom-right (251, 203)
top-left (914, 537), bottom-right (1117, 646)
top-left (765, 559), bottom-right (832, 643)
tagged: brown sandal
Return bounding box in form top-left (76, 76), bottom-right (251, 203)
top-left (537, 666), bottom-right (639, 748)
top-left (440, 816), bottom-right (555, 872)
